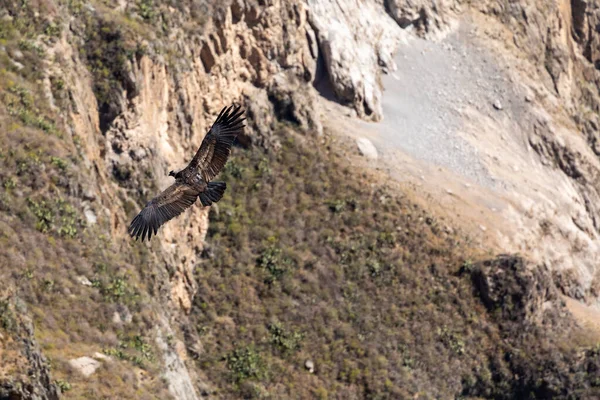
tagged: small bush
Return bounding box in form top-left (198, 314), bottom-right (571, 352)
top-left (55, 380), bottom-right (72, 392)
top-left (256, 245), bottom-right (290, 284)
top-left (92, 275), bottom-right (138, 304)
top-left (27, 198), bottom-right (53, 233)
top-left (44, 22), bottom-right (62, 38)
top-left (137, 0), bottom-right (156, 21)
top-left (104, 334), bottom-right (154, 367)
top-left (226, 346), bottom-right (265, 383)
top-left (50, 156), bottom-right (68, 171)
top-left (268, 322), bottom-right (303, 355)
top-left (0, 300), bottom-right (15, 331)
top-left (3, 177), bottom-right (16, 190)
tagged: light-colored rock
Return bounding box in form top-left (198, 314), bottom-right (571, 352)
top-left (11, 49), bottom-right (23, 59)
top-left (69, 356), bottom-right (101, 377)
top-left (112, 306), bottom-right (132, 325)
top-left (305, 359), bottom-right (315, 373)
top-left (93, 352), bottom-right (111, 361)
top-left (356, 137), bottom-right (378, 159)
top-left (10, 59), bottom-right (24, 71)
top-left (156, 322), bottom-right (201, 400)
top-left (112, 311), bottom-right (121, 324)
top-left (84, 207), bottom-right (97, 225)
top-left (308, 0), bottom-right (405, 120)
top-left (76, 276), bottom-right (92, 286)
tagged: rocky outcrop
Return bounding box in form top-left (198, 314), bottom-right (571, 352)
top-left (307, 0), bottom-right (404, 120)
top-left (8, 0), bottom-right (600, 397)
top-left (385, 0), bottom-right (459, 35)
top-left (472, 255), bottom-right (565, 327)
top-left (68, 356), bottom-right (101, 377)
top-left (0, 297), bottom-right (59, 400)
top-left (468, 255), bottom-right (600, 398)
top-left (468, 0), bottom-right (600, 300)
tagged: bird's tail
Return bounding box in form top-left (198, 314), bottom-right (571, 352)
top-left (199, 181), bottom-right (227, 206)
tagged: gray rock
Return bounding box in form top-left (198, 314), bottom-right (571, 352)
top-left (11, 49), bottom-right (23, 59)
top-left (525, 92), bottom-right (534, 103)
top-left (308, 0), bottom-right (403, 120)
top-left (83, 205), bottom-right (97, 225)
top-left (76, 276), bottom-right (92, 286)
top-left (10, 59), bottom-right (24, 71)
top-left (69, 356), bottom-right (101, 377)
top-left (93, 352), bottom-right (111, 362)
top-left (112, 306), bottom-right (132, 325)
top-left (305, 359), bottom-right (315, 373)
top-left (493, 100), bottom-right (503, 110)
top-left (356, 137), bottom-right (378, 160)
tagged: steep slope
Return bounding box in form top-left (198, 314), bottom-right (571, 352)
top-left (1, 0), bottom-right (600, 399)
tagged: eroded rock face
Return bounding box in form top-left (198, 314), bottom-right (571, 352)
top-left (385, 0), bottom-right (459, 35)
top-left (27, 0), bottom-right (600, 396)
top-left (468, 255), bottom-right (600, 398)
top-left (308, 0), bottom-right (404, 120)
top-left (0, 297), bottom-right (59, 400)
top-left (471, 0), bottom-right (600, 298)
top-left (472, 255), bottom-right (563, 326)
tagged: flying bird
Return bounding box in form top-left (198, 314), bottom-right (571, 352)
top-left (128, 104), bottom-right (245, 242)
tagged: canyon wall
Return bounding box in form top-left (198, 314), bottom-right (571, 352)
top-left (4, 0), bottom-right (600, 397)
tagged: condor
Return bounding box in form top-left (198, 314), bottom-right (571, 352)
top-left (128, 105), bottom-right (245, 242)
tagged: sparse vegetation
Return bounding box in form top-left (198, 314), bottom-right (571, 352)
top-left (268, 321), bottom-right (303, 355)
top-left (104, 334), bottom-right (155, 367)
top-left (256, 244), bottom-right (292, 284)
top-left (0, 300), bottom-right (15, 331)
top-left (188, 128), bottom-right (600, 398)
top-left (3, 84), bottom-right (62, 137)
top-left (54, 379), bottom-right (72, 392)
top-left (0, 5), bottom-right (169, 397)
top-left (1, 1), bottom-right (599, 399)
top-left (92, 274), bottom-right (139, 304)
top-left (50, 156), bottom-right (68, 171)
top-left (226, 346), bottom-right (266, 383)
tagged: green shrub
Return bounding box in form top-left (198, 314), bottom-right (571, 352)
top-left (256, 245), bottom-right (290, 284)
top-left (226, 346), bottom-right (265, 382)
top-left (55, 380), bottom-right (72, 392)
top-left (0, 300), bottom-right (15, 331)
top-left (50, 156), bottom-right (68, 171)
top-left (137, 0), bottom-right (156, 21)
top-left (3, 177), bottom-right (16, 190)
top-left (27, 198), bottom-right (53, 233)
top-left (92, 275), bottom-right (138, 304)
top-left (104, 334), bottom-right (154, 367)
top-left (44, 22), bottom-right (62, 38)
top-left (268, 322), bottom-right (303, 355)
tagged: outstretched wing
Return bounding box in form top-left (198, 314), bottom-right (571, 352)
top-left (188, 104), bottom-right (245, 181)
top-left (128, 182), bottom-right (200, 242)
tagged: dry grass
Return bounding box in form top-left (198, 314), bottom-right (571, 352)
top-left (0, 57), bottom-right (169, 400)
top-left (1, 1), bottom-right (600, 399)
top-left (182, 127), bottom-right (591, 399)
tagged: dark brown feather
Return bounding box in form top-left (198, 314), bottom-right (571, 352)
top-left (188, 105), bottom-right (245, 181)
top-left (128, 182), bottom-right (199, 242)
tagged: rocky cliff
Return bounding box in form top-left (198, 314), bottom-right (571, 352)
top-left (2, 0), bottom-right (600, 398)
